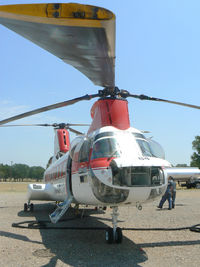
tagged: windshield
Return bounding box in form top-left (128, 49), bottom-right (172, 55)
top-left (148, 139), bottom-right (165, 159)
top-left (136, 137), bottom-right (165, 159)
top-left (91, 131), bottom-right (165, 160)
top-left (136, 139), bottom-right (153, 157)
top-left (91, 138), bottom-right (120, 159)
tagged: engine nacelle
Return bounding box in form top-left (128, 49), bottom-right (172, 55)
top-left (54, 129), bottom-right (70, 155)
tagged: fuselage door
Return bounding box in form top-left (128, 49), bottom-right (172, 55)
top-left (78, 139), bottom-right (90, 182)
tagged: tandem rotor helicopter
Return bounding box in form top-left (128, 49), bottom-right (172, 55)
top-left (0, 3), bottom-right (200, 244)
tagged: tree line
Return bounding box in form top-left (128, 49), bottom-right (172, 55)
top-left (177, 135), bottom-right (200, 168)
top-left (190, 136), bottom-right (200, 168)
top-left (0, 163), bottom-right (45, 182)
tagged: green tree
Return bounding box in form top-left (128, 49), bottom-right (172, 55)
top-left (0, 164), bottom-right (10, 181)
top-left (190, 136), bottom-right (200, 168)
top-left (12, 164), bottom-right (29, 181)
top-left (29, 166), bottom-right (45, 181)
top-left (0, 163), bottom-right (45, 181)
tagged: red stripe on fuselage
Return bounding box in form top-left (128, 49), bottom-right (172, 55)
top-left (44, 159), bottom-right (67, 182)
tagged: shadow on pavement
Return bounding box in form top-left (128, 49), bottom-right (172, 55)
top-left (13, 203), bottom-right (148, 267)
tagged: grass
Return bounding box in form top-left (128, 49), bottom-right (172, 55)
top-left (0, 181), bottom-right (192, 193)
top-left (0, 182), bottom-right (30, 193)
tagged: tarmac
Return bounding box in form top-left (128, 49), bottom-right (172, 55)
top-left (0, 184), bottom-right (200, 266)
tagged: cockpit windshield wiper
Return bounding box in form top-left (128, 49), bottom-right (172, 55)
top-left (107, 149), bottom-right (120, 161)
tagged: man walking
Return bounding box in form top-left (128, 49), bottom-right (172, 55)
top-left (158, 177), bottom-right (173, 210)
top-left (170, 176), bottom-right (176, 208)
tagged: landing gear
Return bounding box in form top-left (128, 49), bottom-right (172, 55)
top-left (105, 206), bottom-right (123, 244)
top-left (115, 227), bottom-right (123, 243)
top-left (24, 202), bottom-right (34, 212)
top-left (24, 203), bottom-right (28, 212)
top-left (74, 204), bottom-right (80, 216)
top-left (105, 227), bottom-right (113, 244)
top-left (30, 203), bottom-right (34, 212)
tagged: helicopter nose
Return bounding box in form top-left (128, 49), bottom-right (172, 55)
top-left (109, 160), bottom-right (165, 187)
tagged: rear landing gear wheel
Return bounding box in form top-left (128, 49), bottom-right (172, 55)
top-left (24, 202), bottom-right (34, 212)
top-left (24, 203), bottom-right (28, 212)
top-left (105, 227), bottom-right (113, 244)
top-left (30, 203), bottom-right (34, 212)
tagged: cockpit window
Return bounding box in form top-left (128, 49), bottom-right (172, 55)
top-left (134, 133), bottom-right (165, 159)
top-left (148, 139), bottom-right (165, 159)
top-left (91, 138), bottom-right (120, 159)
top-left (79, 140), bottom-right (90, 162)
top-left (94, 132), bottom-right (115, 141)
top-left (111, 164), bottom-right (165, 187)
top-left (136, 139), bottom-right (153, 157)
top-left (132, 133), bottom-right (146, 139)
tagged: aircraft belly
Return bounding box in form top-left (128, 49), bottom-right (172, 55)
top-left (51, 178), bottom-right (68, 201)
top-left (123, 185), bottom-right (166, 205)
top-left (28, 178), bottom-right (67, 202)
top-left (72, 173), bottom-right (102, 205)
top-left (125, 188), bottom-right (150, 204)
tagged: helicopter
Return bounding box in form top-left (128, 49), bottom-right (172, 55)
top-left (0, 3), bottom-right (200, 244)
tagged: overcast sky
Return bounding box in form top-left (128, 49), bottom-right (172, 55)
top-left (0, 0), bottom-right (200, 167)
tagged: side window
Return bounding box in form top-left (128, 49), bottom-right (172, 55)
top-left (79, 140), bottom-right (90, 162)
top-left (70, 145), bottom-right (77, 161)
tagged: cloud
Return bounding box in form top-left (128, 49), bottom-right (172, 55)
top-left (0, 99), bottom-right (72, 124)
top-left (0, 100), bottom-right (29, 119)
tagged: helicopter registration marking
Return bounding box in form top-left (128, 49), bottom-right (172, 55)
top-left (138, 156), bottom-right (150, 160)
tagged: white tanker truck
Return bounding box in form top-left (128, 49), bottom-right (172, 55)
top-left (165, 167), bottom-right (200, 188)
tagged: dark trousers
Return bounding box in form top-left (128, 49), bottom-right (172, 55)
top-left (158, 193), bottom-right (172, 209)
top-left (172, 191), bottom-right (176, 208)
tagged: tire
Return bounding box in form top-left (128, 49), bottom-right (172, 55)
top-left (24, 203), bottom-right (28, 212)
top-left (105, 227), bottom-right (113, 244)
top-left (30, 203), bottom-right (34, 212)
top-left (115, 227), bottom-right (123, 244)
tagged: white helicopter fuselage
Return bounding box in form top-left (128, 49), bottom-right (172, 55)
top-left (28, 126), bottom-right (171, 208)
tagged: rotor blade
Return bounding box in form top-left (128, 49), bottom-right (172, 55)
top-left (0, 124), bottom-right (53, 127)
top-left (68, 127), bottom-right (84, 135)
top-left (0, 123), bottom-right (90, 127)
top-left (65, 123), bottom-right (90, 127)
top-left (129, 94), bottom-right (200, 110)
top-left (0, 94), bottom-right (99, 125)
top-left (0, 3), bottom-right (115, 87)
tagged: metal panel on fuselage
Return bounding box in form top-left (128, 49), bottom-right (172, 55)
top-left (71, 138), bottom-right (103, 205)
top-left (44, 153), bottom-right (69, 201)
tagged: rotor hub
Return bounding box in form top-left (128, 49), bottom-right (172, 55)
top-left (98, 87), bottom-right (130, 99)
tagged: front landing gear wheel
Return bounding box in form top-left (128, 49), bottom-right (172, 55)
top-left (105, 227), bottom-right (113, 244)
top-left (115, 227), bottom-right (123, 243)
top-left (105, 227), bottom-right (123, 244)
